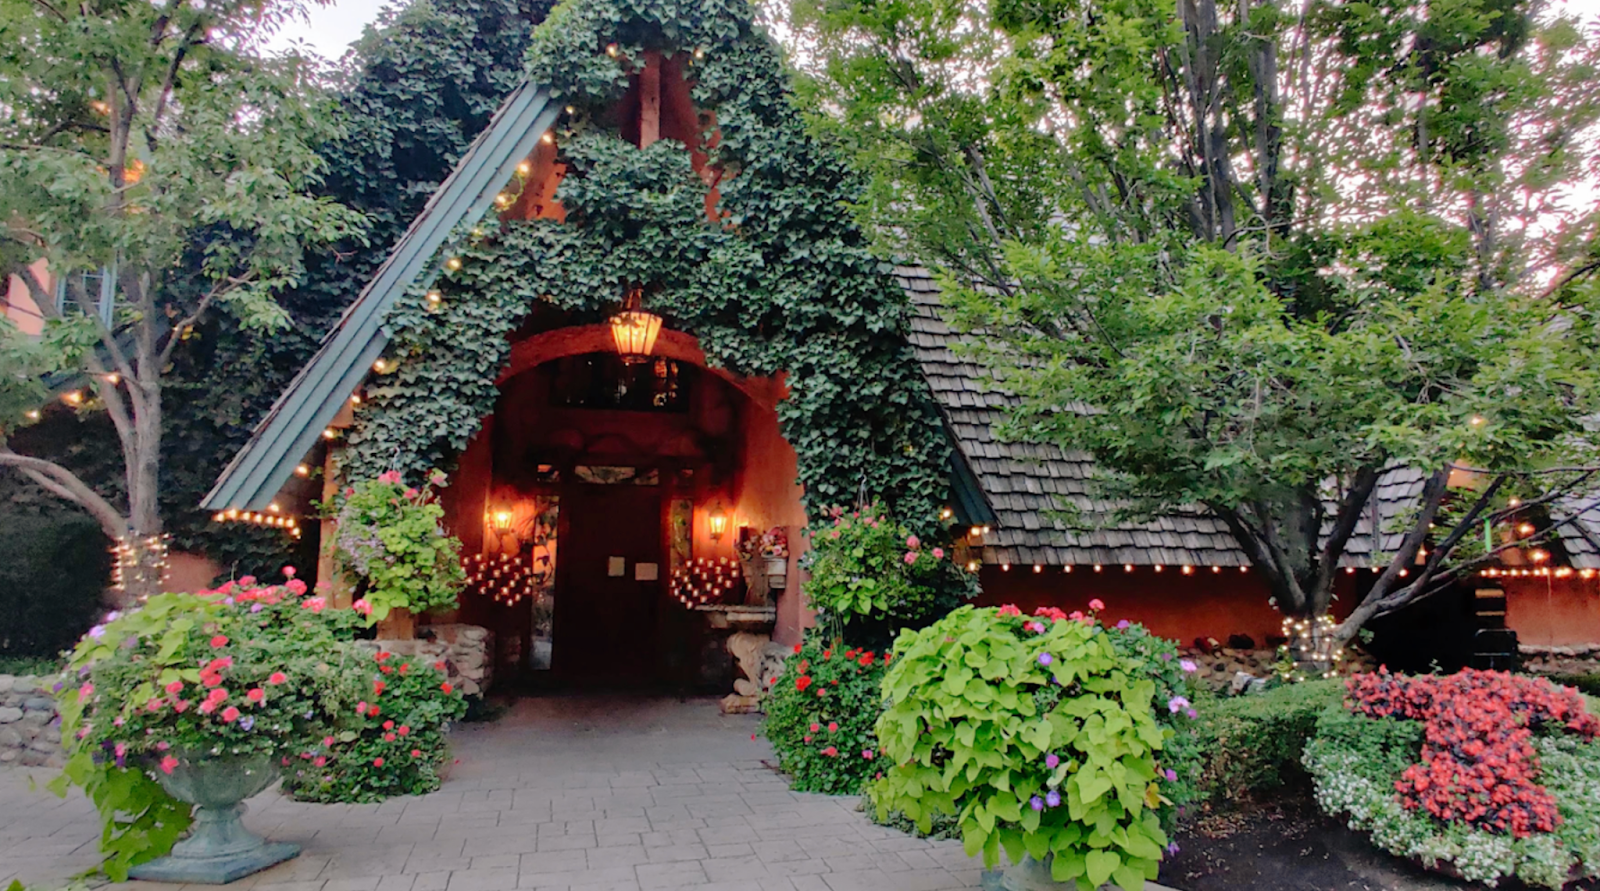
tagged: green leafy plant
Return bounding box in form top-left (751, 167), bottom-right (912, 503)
top-left (1189, 678), bottom-right (1343, 806)
top-left (802, 504), bottom-right (974, 635)
top-left (761, 631), bottom-right (890, 795)
top-left (50, 573), bottom-right (360, 877)
top-left (872, 604), bottom-right (1191, 890)
top-left (334, 471), bottom-right (466, 622)
top-left (282, 647), bottom-right (466, 802)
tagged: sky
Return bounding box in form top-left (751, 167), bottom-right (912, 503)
top-left (268, 0), bottom-right (1600, 62)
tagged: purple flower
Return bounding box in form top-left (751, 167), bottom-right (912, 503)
top-left (104, 610), bottom-right (121, 622)
top-left (1038, 653), bottom-right (1053, 666)
top-left (223, 597), bottom-right (235, 605)
top-left (1029, 796), bottom-right (1044, 812)
top-left (1186, 708), bottom-right (1197, 719)
top-left (1179, 659), bottom-right (1197, 672)
top-left (1166, 842), bottom-right (1180, 855)
top-left (239, 716), bottom-right (255, 731)
top-left (1045, 790), bottom-right (1061, 808)
top-left (1167, 696), bottom-right (1191, 714)
top-left (87, 625), bottom-right (106, 640)
top-left (1164, 768), bottom-right (1177, 781)
top-left (250, 603), bottom-right (264, 613)
top-left (1116, 619), bottom-right (1130, 630)
top-left (1045, 753), bottom-right (1060, 769)
top-left (1160, 652), bottom-right (1172, 661)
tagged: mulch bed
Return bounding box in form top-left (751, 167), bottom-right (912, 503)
top-left (1162, 797), bottom-right (1600, 891)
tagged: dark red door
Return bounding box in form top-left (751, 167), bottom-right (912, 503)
top-left (553, 484), bottom-right (663, 685)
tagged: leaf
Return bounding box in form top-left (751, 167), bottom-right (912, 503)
top-left (1085, 850), bottom-right (1122, 887)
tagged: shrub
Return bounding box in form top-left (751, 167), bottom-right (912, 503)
top-left (802, 504), bottom-right (974, 641)
top-left (0, 511), bottom-right (109, 658)
top-left (872, 604), bottom-right (1192, 891)
top-left (282, 647), bottom-right (466, 802)
top-left (1305, 669), bottom-right (1600, 888)
top-left (1190, 678), bottom-right (1343, 804)
top-left (335, 470), bottom-right (466, 621)
top-left (761, 631), bottom-right (889, 795)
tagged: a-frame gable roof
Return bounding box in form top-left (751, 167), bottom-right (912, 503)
top-left (202, 82), bottom-right (559, 511)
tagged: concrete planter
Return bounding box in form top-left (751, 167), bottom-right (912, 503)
top-left (129, 754), bottom-right (299, 884)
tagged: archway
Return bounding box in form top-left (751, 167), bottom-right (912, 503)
top-left (443, 328), bottom-right (804, 689)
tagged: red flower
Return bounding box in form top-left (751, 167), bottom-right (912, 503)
top-left (997, 604), bottom-right (1022, 617)
top-left (441, 682), bottom-right (453, 694)
top-left (821, 746), bottom-right (838, 757)
top-left (795, 676), bottom-right (813, 692)
top-left (210, 635), bottom-right (229, 648)
top-left (373, 757), bottom-right (384, 767)
top-left (411, 749), bottom-right (422, 757)
top-left (207, 688), bottom-right (228, 703)
top-left (375, 651), bottom-right (391, 662)
top-left (793, 643), bottom-right (802, 654)
top-left (399, 663), bottom-right (410, 675)
top-left (267, 672), bottom-right (288, 685)
top-left (828, 722), bottom-right (838, 732)
top-left (434, 660), bottom-right (447, 671)
top-left (246, 688), bottom-right (265, 703)
top-left (398, 725), bottom-right (410, 736)
top-left (809, 723), bottom-right (820, 732)
top-left (221, 706), bottom-right (241, 722)
top-left (385, 733), bottom-right (396, 742)
top-left (373, 680), bottom-right (386, 696)
top-left (383, 720), bottom-right (394, 730)
top-left (369, 705), bottom-right (382, 717)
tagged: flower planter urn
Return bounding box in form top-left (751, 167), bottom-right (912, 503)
top-left (128, 754), bottom-right (299, 884)
top-left (979, 856), bottom-right (1079, 891)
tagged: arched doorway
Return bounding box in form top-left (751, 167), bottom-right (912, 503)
top-left (444, 327), bottom-right (804, 690)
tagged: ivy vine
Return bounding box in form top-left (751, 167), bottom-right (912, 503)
top-left (347, 0), bottom-right (951, 526)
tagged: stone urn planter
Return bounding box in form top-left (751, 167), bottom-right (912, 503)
top-left (128, 754), bottom-right (299, 884)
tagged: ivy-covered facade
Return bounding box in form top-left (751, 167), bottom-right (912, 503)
top-left (205, 0), bottom-right (958, 685)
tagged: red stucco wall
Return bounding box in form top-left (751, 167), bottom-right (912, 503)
top-left (1503, 576), bottom-right (1600, 647)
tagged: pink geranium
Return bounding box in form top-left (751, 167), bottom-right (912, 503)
top-left (353, 599), bottom-right (373, 616)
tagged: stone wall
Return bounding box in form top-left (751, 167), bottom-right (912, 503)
top-left (0, 675), bottom-right (63, 768)
top-left (1520, 643), bottom-right (1600, 677)
top-left (356, 623), bottom-right (494, 695)
top-left (1180, 644), bottom-right (1379, 693)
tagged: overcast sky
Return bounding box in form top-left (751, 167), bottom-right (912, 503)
top-left (269, 0), bottom-right (1600, 63)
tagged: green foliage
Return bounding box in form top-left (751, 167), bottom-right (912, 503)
top-left (803, 504), bottom-right (975, 637)
top-left (1548, 673), bottom-right (1600, 698)
top-left (872, 606), bottom-right (1184, 891)
top-left (761, 632), bottom-right (890, 795)
top-left (0, 510), bottom-right (109, 658)
top-left (1305, 688), bottom-right (1600, 888)
top-left (51, 758), bottom-right (193, 882)
top-left (1188, 679), bottom-right (1342, 804)
top-left (346, 0), bottom-right (951, 527)
top-left (282, 647), bottom-right (467, 802)
top-left (790, 0), bottom-right (1600, 632)
top-left (334, 472), bottom-right (466, 621)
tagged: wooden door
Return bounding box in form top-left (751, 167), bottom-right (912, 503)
top-left (553, 483), bottom-right (664, 685)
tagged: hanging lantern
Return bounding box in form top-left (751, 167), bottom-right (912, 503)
top-left (609, 286), bottom-right (662, 364)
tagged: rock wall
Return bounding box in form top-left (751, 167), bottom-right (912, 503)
top-left (1179, 644), bottom-right (1378, 692)
top-left (0, 675), bottom-right (63, 767)
top-left (1520, 643), bottom-right (1600, 677)
top-left (358, 623), bottom-right (494, 695)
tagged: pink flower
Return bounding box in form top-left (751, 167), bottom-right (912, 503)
top-left (282, 565), bottom-right (297, 579)
top-left (383, 720), bottom-right (394, 730)
top-left (932, 547), bottom-right (944, 559)
top-left (906, 535), bottom-right (920, 549)
top-left (821, 746), bottom-right (838, 757)
top-left (373, 757), bottom-right (385, 767)
top-left (398, 725), bottom-right (410, 736)
top-left (903, 551), bottom-right (917, 564)
top-left (404, 488), bottom-right (419, 498)
top-left (998, 604), bottom-right (1022, 617)
top-left (410, 749), bottom-right (422, 758)
top-left (239, 576), bottom-right (257, 586)
top-left (286, 579), bottom-right (308, 596)
top-left (353, 599), bottom-right (373, 616)
top-left (1088, 599), bottom-right (1105, 611)
top-left (314, 756), bottom-right (327, 767)
top-left (268, 672), bottom-right (288, 685)
top-left (862, 750), bottom-right (875, 760)
top-left (172, 699), bottom-right (190, 713)
top-left (247, 688), bottom-right (265, 703)
top-left (210, 635), bottom-right (229, 648)
top-left (828, 722), bottom-right (839, 732)
top-left (221, 706), bottom-right (241, 722)
top-left (384, 733), bottom-right (396, 742)
top-left (207, 688), bottom-right (228, 703)
top-left (198, 700), bottom-right (218, 715)
top-left (78, 682), bottom-right (93, 698)
top-left (164, 680), bottom-right (183, 695)
top-left (378, 470), bottom-right (402, 484)
top-left (144, 698), bottom-right (162, 712)
top-left (159, 756), bottom-right (179, 775)
top-left (356, 701), bottom-right (368, 715)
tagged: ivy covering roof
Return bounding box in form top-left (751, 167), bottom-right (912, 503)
top-left (201, 83), bottom-right (560, 512)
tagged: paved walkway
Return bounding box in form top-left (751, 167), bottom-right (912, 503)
top-left (0, 696), bottom-right (986, 891)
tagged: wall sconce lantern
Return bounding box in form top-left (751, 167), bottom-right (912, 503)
top-left (491, 509), bottom-right (514, 533)
top-left (609, 286), bottom-right (663, 364)
top-left (707, 507), bottom-right (728, 541)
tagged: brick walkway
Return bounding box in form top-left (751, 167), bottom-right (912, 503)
top-left (0, 696), bottom-right (986, 891)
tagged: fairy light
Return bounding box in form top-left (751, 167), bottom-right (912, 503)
top-left (540, 131), bottom-right (555, 145)
top-left (1469, 415), bottom-right (1486, 426)
top-left (322, 428), bottom-right (338, 440)
top-left (605, 43), bottom-right (620, 57)
top-left (1033, 564), bottom-right (1042, 573)
top-left (1211, 565), bottom-right (1221, 573)
top-left (62, 390), bottom-right (83, 406)
top-left (1181, 565), bottom-right (1193, 575)
top-left (25, 410), bottom-right (40, 421)
top-left (1001, 563), bottom-right (1010, 572)
top-left (940, 507), bottom-right (954, 520)
top-left (212, 510), bottom-right (302, 538)
top-left (1153, 565), bottom-right (1163, 573)
top-left (372, 359), bottom-right (389, 373)
top-left (294, 464), bottom-right (310, 477)
top-left (445, 257), bottom-right (463, 272)
top-left (670, 556), bottom-right (740, 608)
top-left (516, 161), bottom-right (532, 176)
top-left (1277, 614), bottom-right (1344, 680)
top-left (466, 553), bottom-right (539, 606)
top-left (111, 534), bottom-right (170, 598)
top-left (102, 372), bottom-right (120, 385)
top-left (1092, 564), bottom-right (1102, 573)
top-left (426, 290), bottom-right (443, 310)
top-left (1518, 522), bottom-right (1535, 536)
top-left (1123, 564), bottom-right (1133, 573)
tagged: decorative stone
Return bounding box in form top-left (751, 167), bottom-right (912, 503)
top-left (0, 749), bottom-right (17, 763)
top-left (24, 697), bottom-right (53, 712)
top-left (0, 727), bottom-right (22, 747)
top-left (12, 676), bottom-right (37, 695)
top-left (0, 707), bottom-right (22, 724)
top-left (0, 675), bottom-right (14, 694)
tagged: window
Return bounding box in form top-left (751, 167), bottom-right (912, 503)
top-left (54, 266), bottom-right (116, 327)
top-left (551, 353), bottom-right (688, 412)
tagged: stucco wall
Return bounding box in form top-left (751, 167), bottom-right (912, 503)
top-left (1504, 576), bottom-right (1600, 647)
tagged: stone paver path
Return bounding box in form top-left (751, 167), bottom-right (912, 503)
top-left (0, 696), bottom-right (985, 891)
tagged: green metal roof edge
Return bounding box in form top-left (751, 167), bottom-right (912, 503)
top-left (203, 81), bottom-right (558, 511)
top-left (949, 445), bottom-right (997, 527)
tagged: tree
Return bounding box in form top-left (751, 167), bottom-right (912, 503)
top-left (0, 0), bottom-right (364, 601)
top-left (788, 0), bottom-right (1600, 641)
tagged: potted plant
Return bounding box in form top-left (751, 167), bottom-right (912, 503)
top-left (55, 574), bottom-right (360, 882)
top-left (334, 470), bottom-right (467, 638)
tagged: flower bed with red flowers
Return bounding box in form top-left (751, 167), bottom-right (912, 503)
top-left (761, 632), bottom-right (890, 794)
top-left (1306, 668), bottom-right (1600, 889)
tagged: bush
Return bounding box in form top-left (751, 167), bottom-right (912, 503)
top-left (871, 604), bottom-right (1192, 890)
top-left (282, 647), bottom-right (466, 802)
top-left (335, 470), bottom-right (466, 621)
top-left (1190, 678), bottom-right (1343, 804)
top-left (802, 504), bottom-right (974, 644)
top-left (1305, 669), bottom-right (1600, 889)
top-left (0, 511), bottom-right (109, 659)
top-left (1546, 672), bottom-right (1600, 697)
top-left (762, 631), bottom-right (889, 795)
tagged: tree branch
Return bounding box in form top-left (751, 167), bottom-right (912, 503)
top-left (0, 447), bottom-right (128, 538)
